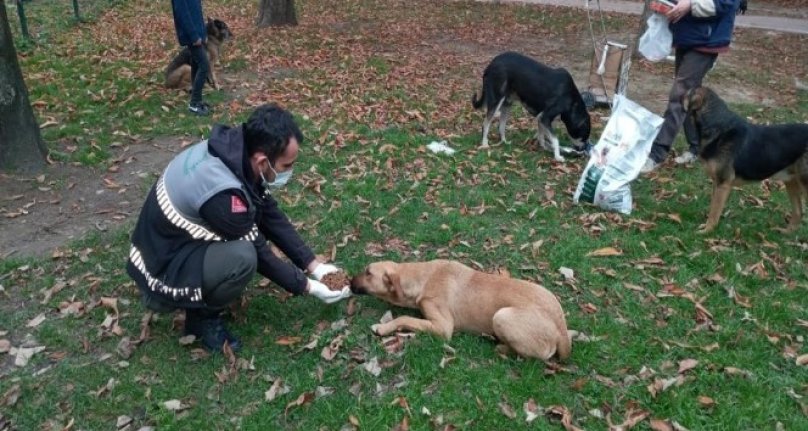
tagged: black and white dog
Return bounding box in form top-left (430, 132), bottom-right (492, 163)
top-left (472, 52), bottom-right (591, 161)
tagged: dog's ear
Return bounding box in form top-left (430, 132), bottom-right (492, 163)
top-left (383, 271), bottom-right (402, 298)
top-left (684, 87), bottom-right (706, 114)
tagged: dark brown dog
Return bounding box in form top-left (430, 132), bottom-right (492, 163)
top-left (351, 260), bottom-right (571, 361)
top-left (165, 18), bottom-right (233, 91)
top-left (684, 86), bottom-right (808, 232)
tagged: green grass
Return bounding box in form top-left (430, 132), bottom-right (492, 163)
top-left (2, 0), bottom-right (807, 430)
top-left (2, 120), bottom-right (806, 429)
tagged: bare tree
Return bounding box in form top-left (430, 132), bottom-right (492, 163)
top-left (0, 3), bottom-right (47, 173)
top-left (257, 0), bottom-right (298, 27)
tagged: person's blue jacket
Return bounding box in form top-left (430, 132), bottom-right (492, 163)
top-left (671, 0), bottom-right (739, 49)
top-left (171, 0), bottom-right (206, 47)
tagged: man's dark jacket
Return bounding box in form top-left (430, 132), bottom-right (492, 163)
top-left (127, 125), bottom-right (314, 308)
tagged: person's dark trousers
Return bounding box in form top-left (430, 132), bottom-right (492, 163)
top-left (185, 240), bottom-right (257, 351)
top-left (649, 49), bottom-right (717, 163)
top-left (188, 44), bottom-right (210, 106)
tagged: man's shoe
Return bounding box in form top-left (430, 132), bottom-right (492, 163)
top-left (188, 102), bottom-right (211, 116)
top-left (184, 313), bottom-right (242, 352)
top-left (640, 158), bottom-right (658, 174)
top-left (674, 151), bottom-right (698, 165)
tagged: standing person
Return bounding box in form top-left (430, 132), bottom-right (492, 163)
top-left (127, 104), bottom-right (351, 352)
top-left (171, 0), bottom-right (211, 116)
top-left (641, 0), bottom-right (739, 173)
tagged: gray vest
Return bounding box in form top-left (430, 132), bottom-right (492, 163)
top-left (163, 140), bottom-right (243, 225)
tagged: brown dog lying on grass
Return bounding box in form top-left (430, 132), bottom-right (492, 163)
top-left (683, 86), bottom-right (808, 233)
top-left (350, 260), bottom-right (570, 361)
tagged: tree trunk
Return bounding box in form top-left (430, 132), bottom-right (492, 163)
top-left (0, 4), bottom-right (46, 173)
top-left (257, 0), bottom-right (298, 27)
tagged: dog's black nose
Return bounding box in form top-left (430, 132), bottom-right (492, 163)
top-left (573, 141), bottom-right (593, 157)
top-left (349, 277), bottom-right (367, 295)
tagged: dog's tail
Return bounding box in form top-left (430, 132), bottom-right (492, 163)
top-left (557, 328), bottom-right (572, 361)
top-left (471, 71), bottom-right (491, 110)
top-left (164, 49), bottom-right (192, 88)
top-left (471, 90), bottom-right (484, 110)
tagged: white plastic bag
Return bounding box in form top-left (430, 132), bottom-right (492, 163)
top-left (573, 95), bottom-right (664, 215)
top-left (638, 13), bottom-right (672, 62)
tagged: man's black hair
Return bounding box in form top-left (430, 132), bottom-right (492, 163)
top-left (243, 104), bottom-right (304, 162)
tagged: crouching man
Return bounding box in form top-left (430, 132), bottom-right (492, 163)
top-left (127, 104), bottom-right (350, 352)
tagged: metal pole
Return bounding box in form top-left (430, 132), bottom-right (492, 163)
top-left (73, 0), bottom-right (81, 21)
top-left (16, 0), bottom-right (31, 39)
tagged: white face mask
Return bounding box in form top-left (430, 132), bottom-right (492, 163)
top-left (260, 162), bottom-right (293, 195)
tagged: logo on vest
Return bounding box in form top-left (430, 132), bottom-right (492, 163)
top-left (231, 195), bottom-right (248, 213)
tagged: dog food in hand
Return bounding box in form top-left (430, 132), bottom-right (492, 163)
top-left (321, 272), bottom-right (350, 291)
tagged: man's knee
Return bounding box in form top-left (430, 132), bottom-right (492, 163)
top-left (202, 241), bottom-right (257, 308)
top-left (229, 241), bottom-right (258, 280)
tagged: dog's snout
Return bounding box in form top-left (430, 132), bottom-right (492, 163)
top-left (349, 276), bottom-right (367, 295)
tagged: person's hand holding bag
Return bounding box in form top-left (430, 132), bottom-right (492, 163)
top-left (638, 11), bottom-right (673, 62)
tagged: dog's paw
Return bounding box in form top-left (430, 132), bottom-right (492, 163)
top-left (554, 155), bottom-right (566, 163)
top-left (370, 324), bottom-right (383, 336)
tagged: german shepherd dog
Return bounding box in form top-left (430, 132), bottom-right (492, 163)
top-left (472, 52), bottom-right (592, 161)
top-left (684, 86), bottom-right (808, 233)
top-left (165, 18), bottom-right (233, 91)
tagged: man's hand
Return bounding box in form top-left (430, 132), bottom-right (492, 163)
top-left (667, 0), bottom-right (692, 23)
top-left (310, 262), bottom-right (341, 281)
top-left (307, 279), bottom-right (351, 304)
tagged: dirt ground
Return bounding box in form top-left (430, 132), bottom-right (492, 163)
top-left (0, 1), bottom-right (806, 260)
top-left (0, 138), bottom-right (184, 259)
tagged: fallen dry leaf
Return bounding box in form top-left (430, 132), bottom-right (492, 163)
top-left (796, 354), bottom-right (808, 366)
top-left (678, 359), bottom-right (699, 374)
top-left (1, 384), bottom-right (21, 407)
top-left (698, 395), bottom-right (716, 408)
top-left (321, 334), bottom-right (345, 361)
top-left (26, 313), bottom-right (46, 328)
top-left (162, 399), bottom-right (187, 411)
top-left (275, 336), bottom-right (302, 346)
top-left (100, 296), bottom-right (119, 315)
top-left (649, 419), bottom-right (674, 431)
top-left (607, 407), bottom-right (650, 431)
top-left (116, 415), bottom-right (133, 429)
top-left (587, 247), bottom-right (623, 257)
top-left (178, 335), bottom-right (196, 346)
top-left (284, 391), bottom-right (315, 416)
top-left (524, 398), bottom-right (541, 422)
top-left (379, 310), bottom-right (394, 324)
top-left (648, 376), bottom-right (683, 398)
top-left (546, 405), bottom-right (585, 431)
top-left (0, 339), bottom-right (10, 353)
top-left (315, 386), bottom-right (335, 398)
top-left (392, 416), bottom-right (409, 431)
top-left (265, 378), bottom-right (290, 402)
top-left (724, 367), bottom-right (753, 378)
top-left (116, 336), bottom-right (136, 359)
top-left (559, 267), bottom-right (575, 280)
top-left (499, 401), bottom-right (517, 419)
top-left (363, 356), bottom-right (382, 376)
top-left (94, 377), bottom-right (118, 398)
top-left (11, 345), bottom-right (46, 367)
